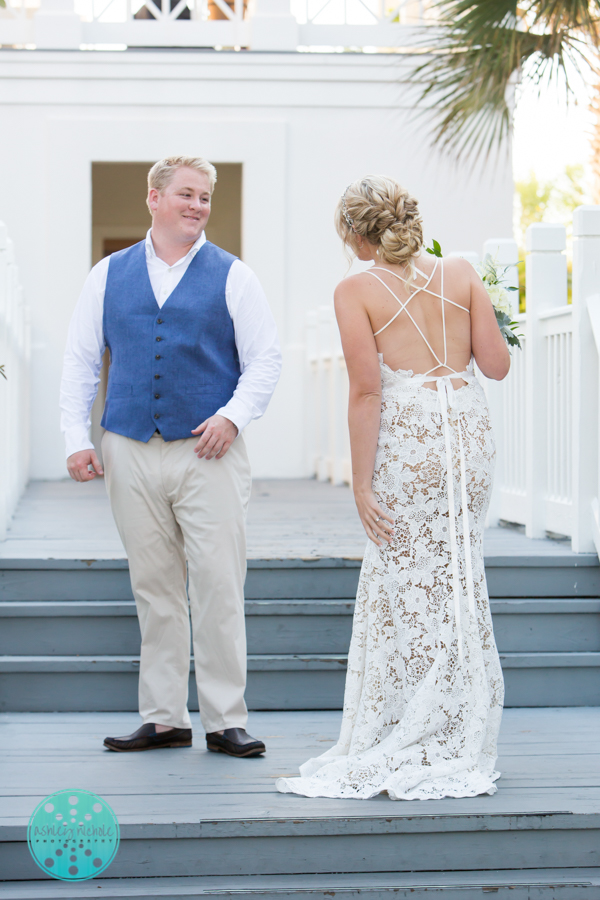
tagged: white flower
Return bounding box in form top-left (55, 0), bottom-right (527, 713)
top-left (486, 282), bottom-right (512, 316)
top-left (474, 254), bottom-right (513, 317)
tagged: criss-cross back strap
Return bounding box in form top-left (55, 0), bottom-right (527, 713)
top-left (371, 264), bottom-right (472, 317)
top-left (371, 261), bottom-right (438, 337)
top-left (365, 260), bottom-right (470, 377)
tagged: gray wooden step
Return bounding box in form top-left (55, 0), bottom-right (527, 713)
top-left (2, 869), bottom-right (600, 898)
top-left (1, 553), bottom-right (599, 602)
top-left (3, 808), bottom-right (600, 882)
top-left (0, 560), bottom-right (363, 602)
top-left (1, 599), bottom-right (600, 655)
top-left (1, 555), bottom-right (599, 712)
top-left (2, 707), bottom-right (598, 888)
top-left (1, 650), bottom-right (600, 711)
top-left (0, 653), bottom-right (347, 712)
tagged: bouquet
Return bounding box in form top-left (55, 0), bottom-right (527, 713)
top-left (426, 241), bottom-right (522, 350)
top-left (475, 254), bottom-right (522, 349)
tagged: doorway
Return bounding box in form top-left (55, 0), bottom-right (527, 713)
top-left (90, 161), bottom-right (243, 452)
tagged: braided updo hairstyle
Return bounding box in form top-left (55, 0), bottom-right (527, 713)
top-left (335, 175), bottom-right (423, 269)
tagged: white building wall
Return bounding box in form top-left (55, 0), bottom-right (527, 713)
top-left (0, 50), bottom-right (513, 481)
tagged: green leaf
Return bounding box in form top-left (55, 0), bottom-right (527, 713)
top-left (495, 309), bottom-right (522, 349)
top-left (504, 329), bottom-right (522, 349)
top-left (0, 365), bottom-right (6, 380)
top-left (426, 238), bottom-right (443, 257)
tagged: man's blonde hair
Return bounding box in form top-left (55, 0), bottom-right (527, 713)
top-left (146, 156), bottom-right (217, 212)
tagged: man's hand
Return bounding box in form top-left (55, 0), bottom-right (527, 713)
top-left (67, 449), bottom-right (104, 482)
top-left (192, 414), bottom-right (238, 460)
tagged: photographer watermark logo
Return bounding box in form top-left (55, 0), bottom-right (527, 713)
top-left (28, 789), bottom-right (120, 881)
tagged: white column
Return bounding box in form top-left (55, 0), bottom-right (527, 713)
top-left (34, 0), bottom-right (82, 50)
top-left (572, 205), bottom-right (600, 554)
top-left (248, 0), bottom-right (298, 50)
top-left (524, 223), bottom-right (567, 539)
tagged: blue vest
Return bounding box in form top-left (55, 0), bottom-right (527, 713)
top-left (101, 240), bottom-right (240, 442)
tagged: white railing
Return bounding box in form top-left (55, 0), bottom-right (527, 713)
top-left (294, 0), bottom-right (426, 24)
top-left (0, 222), bottom-right (30, 541)
top-left (306, 206), bottom-right (600, 554)
top-left (0, 0), bottom-right (432, 50)
top-left (306, 306), bottom-right (351, 485)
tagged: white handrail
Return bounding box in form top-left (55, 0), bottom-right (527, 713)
top-left (0, 222), bottom-right (30, 541)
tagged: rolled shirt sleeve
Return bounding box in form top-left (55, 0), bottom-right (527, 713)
top-left (59, 258), bottom-right (108, 459)
top-left (217, 260), bottom-right (282, 433)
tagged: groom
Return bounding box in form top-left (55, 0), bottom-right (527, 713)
top-left (60, 156), bottom-right (281, 757)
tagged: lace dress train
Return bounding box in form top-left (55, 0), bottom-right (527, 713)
top-left (276, 359), bottom-right (504, 801)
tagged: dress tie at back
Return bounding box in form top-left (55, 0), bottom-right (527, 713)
top-left (368, 259), bottom-right (475, 664)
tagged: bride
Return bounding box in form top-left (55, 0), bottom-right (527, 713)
top-left (277, 176), bottom-right (510, 801)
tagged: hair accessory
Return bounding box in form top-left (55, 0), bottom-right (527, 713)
top-left (341, 186), bottom-right (356, 232)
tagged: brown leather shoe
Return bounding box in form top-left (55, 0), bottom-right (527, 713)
top-left (104, 723), bottom-right (192, 752)
top-left (206, 728), bottom-right (265, 758)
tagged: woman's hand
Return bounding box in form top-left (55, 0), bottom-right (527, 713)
top-left (354, 489), bottom-right (394, 547)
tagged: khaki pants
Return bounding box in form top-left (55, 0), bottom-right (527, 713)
top-left (102, 430), bottom-right (251, 733)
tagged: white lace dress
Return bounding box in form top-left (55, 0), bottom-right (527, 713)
top-left (277, 262), bottom-right (504, 801)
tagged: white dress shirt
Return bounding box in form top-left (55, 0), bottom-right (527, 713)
top-left (60, 230), bottom-right (282, 459)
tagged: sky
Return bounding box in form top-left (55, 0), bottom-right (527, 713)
top-left (512, 70), bottom-right (595, 193)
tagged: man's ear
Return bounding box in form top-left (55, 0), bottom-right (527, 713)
top-left (147, 188), bottom-right (159, 213)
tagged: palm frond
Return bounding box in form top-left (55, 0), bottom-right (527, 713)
top-left (411, 0), bottom-right (600, 162)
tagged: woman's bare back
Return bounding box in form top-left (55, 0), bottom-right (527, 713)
top-left (357, 255), bottom-right (473, 387)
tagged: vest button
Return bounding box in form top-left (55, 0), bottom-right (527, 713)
top-left (154, 393), bottom-right (160, 399)
top-left (157, 318), bottom-right (163, 324)
top-left (155, 354), bottom-right (161, 360)
top-left (154, 374), bottom-right (160, 379)
top-left (154, 413), bottom-right (160, 420)
top-left (156, 336), bottom-right (162, 342)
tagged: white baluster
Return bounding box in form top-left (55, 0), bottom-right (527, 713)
top-left (329, 314), bottom-right (345, 486)
top-left (34, 0), bottom-right (82, 49)
top-left (572, 205), bottom-right (600, 554)
top-left (524, 223), bottom-right (567, 539)
top-left (248, 0), bottom-right (298, 50)
top-left (305, 310), bottom-right (318, 477)
top-left (316, 305), bottom-right (331, 482)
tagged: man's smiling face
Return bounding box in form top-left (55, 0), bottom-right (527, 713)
top-left (148, 166), bottom-right (212, 244)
